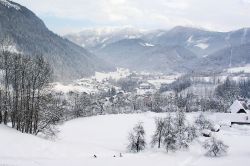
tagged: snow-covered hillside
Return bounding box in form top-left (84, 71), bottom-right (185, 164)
top-left (227, 65), bottom-right (250, 73)
top-left (1, 112), bottom-right (250, 166)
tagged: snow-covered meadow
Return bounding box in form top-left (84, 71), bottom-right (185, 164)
top-left (1, 112), bottom-right (250, 166)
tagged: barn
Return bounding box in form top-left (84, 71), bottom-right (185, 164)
top-left (228, 100), bottom-right (249, 114)
top-left (227, 100), bottom-right (250, 125)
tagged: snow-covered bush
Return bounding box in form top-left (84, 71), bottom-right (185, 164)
top-left (127, 122), bottom-right (146, 153)
top-left (195, 113), bottom-right (213, 131)
top-left (203, 137), bottom-right (229, 157)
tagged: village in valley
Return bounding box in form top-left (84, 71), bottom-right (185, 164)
top-left (52, 67), bottom-right (250, 127)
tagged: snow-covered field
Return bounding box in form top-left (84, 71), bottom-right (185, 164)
top-left (1, 112), bottom-right (250, 166)
top-left (227, 65), bottom-right (250, 73)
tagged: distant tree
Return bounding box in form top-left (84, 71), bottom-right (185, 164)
top-left (117, 78), bottom-right (138, 92)
top-left (239, 79), bottom-right (250, 98)
top-left (171, 76), bottom-right (192, 93)
top-left (127, 122), bottom-right (146, 153)
top-left (151, 92), bottom-right (163, 112)
top-left (203, 137), bottom-right (229, 157)
top-left (215, 77), bottom-right (240, 104)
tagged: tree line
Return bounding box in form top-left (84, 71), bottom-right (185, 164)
top-left (0, 47), bottom-right (63, 137)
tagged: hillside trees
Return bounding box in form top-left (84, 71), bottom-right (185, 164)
top-left (150, 112), bottom-right (198, 152)
top-left (0, 46), bottom-right (62, 136)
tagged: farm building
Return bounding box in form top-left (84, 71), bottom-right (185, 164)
top-left (227, 100), bottom-right (249, 114)
top-left (227, 100), bottom-right (250, 125)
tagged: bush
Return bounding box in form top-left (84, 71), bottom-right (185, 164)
top-left (195, 113), bottom-right (213, 131)
top-left (203, 137), bottom-right (229, 157)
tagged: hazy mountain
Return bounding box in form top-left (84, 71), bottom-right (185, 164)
top-left (0, 0), bottom-right (113, 81)
top-left (146, 26), bottom-right (250, 57)
top-left (187, 43), bottom-right (250, 72)
top-left (94, 38), bottom-right (197, 72)
top-left (66, 25), bottom-right (250, 73)
top-left (65, 27), bottom-right (145, 50)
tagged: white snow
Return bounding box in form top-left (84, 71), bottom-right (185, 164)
top-left (0, 0), bottom-right (21, 10)
top-left (52, 68), bottom-right (130, 94)
top-left (227, 65), bottom-right (250, 73)
top-left (140, 42), bottom-right (155, 47)
top-left (93, 68), bottom-right (130, 81)
top-left (1, 112), bottom-right (250, 166)
top-left (187, 36), bottom-right (194, 43)
top-left (195, 43), bottom-right (209, 49)
top-left (148, 74), bottom-right (180, 89)
top-left (52, 82), bottom-right (97, 94)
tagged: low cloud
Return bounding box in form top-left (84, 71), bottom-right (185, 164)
top-left (15, 0), bottom-right (250, 33)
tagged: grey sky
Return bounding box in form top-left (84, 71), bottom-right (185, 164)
top-left (15, 0), bottom-right (250, 34)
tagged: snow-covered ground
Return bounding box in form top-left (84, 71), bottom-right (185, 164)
top-left (1, 112), bottom-right (250, 166)
top-left (148, 74), bottom-right (180, 89)
top-left (227, 65), bottom-right (250, 74)
top-left (93, 68), bottom-right (131, 82)
top-left (52, 68), bottom-right (131, 94)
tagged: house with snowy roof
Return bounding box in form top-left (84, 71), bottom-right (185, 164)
top-left (227, 100), bottom-right (249, 114)
top-left (227, 100), bottom-right (250, 125)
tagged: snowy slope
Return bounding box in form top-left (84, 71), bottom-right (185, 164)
top-left (1, 112), bottom-right (250, 166)
top-left (227, 65), bottom-right (250, 73)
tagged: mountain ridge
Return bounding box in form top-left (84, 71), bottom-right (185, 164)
top-left (65, 26), bottom-right (250, 73)
top-left (0, 0), bottom-right (113, 81)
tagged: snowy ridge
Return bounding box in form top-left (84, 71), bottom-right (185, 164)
top-left (0, 0), bottom-right (21, 10)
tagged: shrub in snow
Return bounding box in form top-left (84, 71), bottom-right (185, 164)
top-left (195, 113), bottom-right (213, 131)
top-left (127, 122), bottom-right (146, 153)
top-left (203, 137), bottom-right (229, 157)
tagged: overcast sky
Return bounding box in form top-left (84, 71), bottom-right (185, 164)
top-left (15, 0), bottom-right (250, 34)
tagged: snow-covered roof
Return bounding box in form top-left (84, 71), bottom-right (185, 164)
top-left (228, 100), bottom-right (248, 113)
